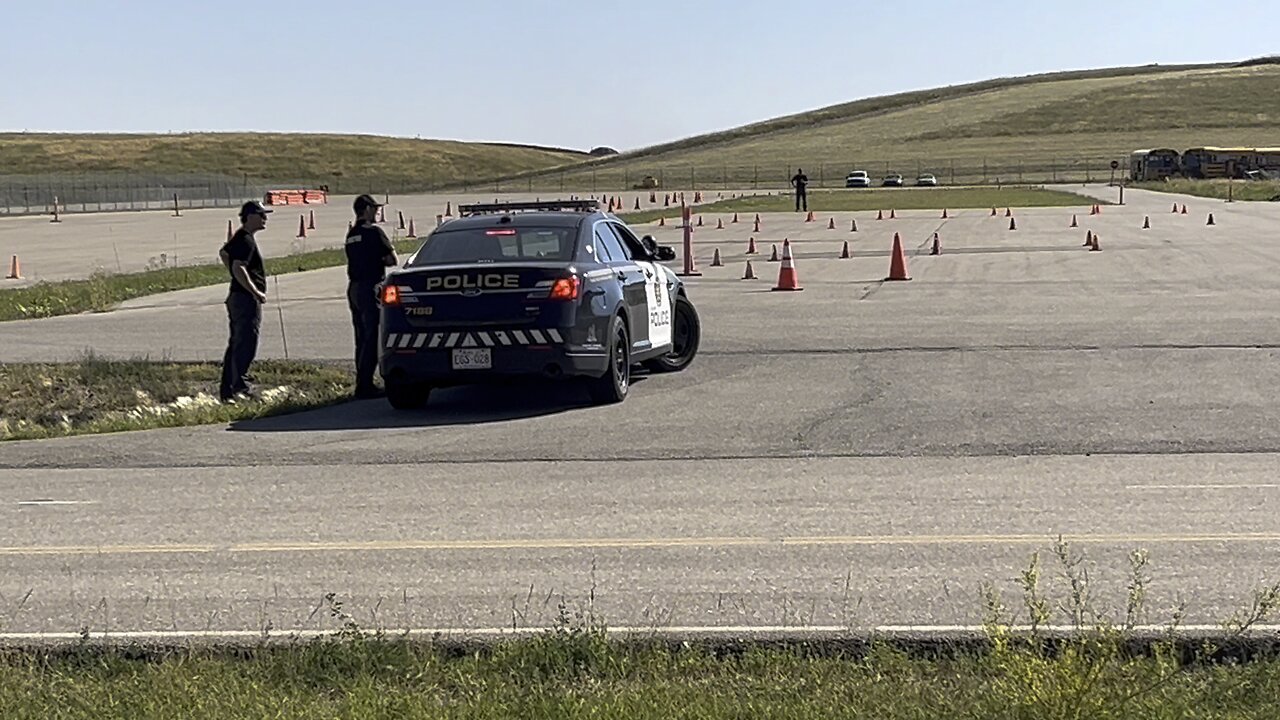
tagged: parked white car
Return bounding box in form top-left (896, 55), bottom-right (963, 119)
top-left (845, 170), bottom-right (871, 188)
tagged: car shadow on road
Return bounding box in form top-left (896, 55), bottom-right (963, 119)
top-left (228, 377), bottom-right (647, 433)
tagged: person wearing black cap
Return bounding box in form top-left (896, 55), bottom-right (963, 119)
top-left (218, 200), bottom-right (272, 402)
top-left (345, 194), bottom-right (398, 399)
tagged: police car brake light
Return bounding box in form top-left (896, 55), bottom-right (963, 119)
top-left (381, 284), bottom-right (401, 306)
top-left (485, 229), bottom-right (518, 235)
top-left (548, 276), bottom-right (580, 301)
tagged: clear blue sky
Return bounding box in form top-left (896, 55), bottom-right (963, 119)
top-left (3, 0), bottom-right (1276, 151)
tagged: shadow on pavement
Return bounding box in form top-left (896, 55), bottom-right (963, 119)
top-left (228, 377), bottom-right (646, 433)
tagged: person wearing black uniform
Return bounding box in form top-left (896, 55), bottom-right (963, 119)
top-left (219, 200), bottom-right (272, 402)
top-left (791, 168), bottom-right (809, 212)
top-left (345, 194), bottom-right (398, 399)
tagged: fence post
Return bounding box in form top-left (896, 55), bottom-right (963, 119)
top-left (982, 159), bottom-right (989, 185)
top-left (753, 165), bottom-right (758, 189)
top-left (949, 160), bottom-right (955, 186)
top-left (689, 166), bottom-right (695, 191)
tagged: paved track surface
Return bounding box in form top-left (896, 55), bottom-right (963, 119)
top-left (2, 185), bottom-right (1279, 636)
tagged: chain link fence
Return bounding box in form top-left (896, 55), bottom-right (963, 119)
top-left (0, 173), bottom-right (272, 217)
top-left (484, 156), bottom-right (1128, 194)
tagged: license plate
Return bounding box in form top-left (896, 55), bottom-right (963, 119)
top-left (451, 348), bottom-right (491, 370)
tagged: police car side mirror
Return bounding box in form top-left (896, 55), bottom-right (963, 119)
top-left (655, 245), bottom-right (676, 262)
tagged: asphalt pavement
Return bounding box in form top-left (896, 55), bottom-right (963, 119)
top-left (1, 185), bottom-right (1279, 637)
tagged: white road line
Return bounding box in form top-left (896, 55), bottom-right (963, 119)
top-left (1127, 484), bottom-right (1280, 490)
top-left (17, 500), bottom-right (97, 507)
top-left (0, 624), bottom-right (1277, 642)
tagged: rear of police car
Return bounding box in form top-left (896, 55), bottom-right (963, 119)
top-left (376, 203), bottom-right (610, 409)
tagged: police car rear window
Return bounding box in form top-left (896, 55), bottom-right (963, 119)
top-left (408, 227), bottom-right (576, 266)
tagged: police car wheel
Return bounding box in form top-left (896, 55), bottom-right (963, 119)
top-left (644, 295), bottom-right (700, 373)
top-left (586, 315), bottom-right (629, 404)
top-left (386, 381), bottom-right (432, 410)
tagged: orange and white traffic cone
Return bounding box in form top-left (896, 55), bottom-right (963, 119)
top-left (839, 240), bottom-right (851, 259)
top-left (885, 233), bottom-right (910, 281)
top-left (930, 232), bottom-right (941, 255)
top-left (407, 218), bottom-right (417, 239)
top-left (1090, 234), bottom-right (1101, 252)
top-left (769, 243), bottom-right (780, 262)
top-left (827, 217), bottom-right (836, 230)
top-left (297, 214), bottom-right (307, 239)
top-left (716, 218), bottom-right (724, 230)
top-left (1009, 216), bottom-right (1017, 231)
top-left (5, 255), bottom-right (21, 280)
top-left (1142, 215), bottom-right (1150, 229)
top-left (1070, 214), bottom-right (1078, 228)
top-left (746, 237), bottom-right (758, 254)
top-left (742, 260), bottom-right (758, 280)
top-left (771, 239), bottom-right (803, 292)
top-left (850, 219), bottom-right (858, 232)
top-left (711, 248), bottom-right (724, 267)
top-left (1207, 213), bottom-right (1215, 226)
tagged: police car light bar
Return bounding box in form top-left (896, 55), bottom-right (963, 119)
top-left (457, 200), bottom-right (603, 216)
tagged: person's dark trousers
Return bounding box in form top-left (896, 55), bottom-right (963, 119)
top-left (348, 281), bottom-right (382, 392)
top-left (795, 191), bottom-right (807, 212)
top-left (220, 292), bottom-right (262, 400)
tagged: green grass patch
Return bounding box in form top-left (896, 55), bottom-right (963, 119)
top-left (0, 132), bottom-right (587, 194)
top-left (3, 631), bottom-right (1280, 719)
top-left (619, 187), bottom-right (1097, 224)
top-left (0, 355), bottom-right (353, 441)
top-left (1132, 178), bottom-right (1280, 202)
top-left (0, 239), bottom-right (421, 322)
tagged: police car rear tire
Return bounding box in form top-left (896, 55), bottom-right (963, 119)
top-left (386, 381), bottom-right (432, 410)
top-left (586, 315), bottom-right (630, 404)
top-left (644, 294), bottom-right (700, 373)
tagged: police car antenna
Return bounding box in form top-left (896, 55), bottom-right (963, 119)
top-left (457, 199), bottom-right (603, 216)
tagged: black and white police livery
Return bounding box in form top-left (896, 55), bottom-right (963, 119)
top-left (376, 199), bottom-right (700, 409)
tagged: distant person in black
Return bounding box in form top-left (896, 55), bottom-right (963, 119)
top-left (218, 200), bottom-right (272, 402)
top-left (791, 168), bottom-right (809, 212)
top-left (346, 194), bottom-right (398, 399)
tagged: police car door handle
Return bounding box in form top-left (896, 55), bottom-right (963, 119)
top-left (616, 271), bottom-right (627, 281)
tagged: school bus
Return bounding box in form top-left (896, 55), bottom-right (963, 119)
top-left (1129, 149), bottom-right (1181, 181)
top-left (1180, 147), bottom-right (1280, 179)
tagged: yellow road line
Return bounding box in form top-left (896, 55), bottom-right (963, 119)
top-left (1, 532), bottom-right (1279, 557)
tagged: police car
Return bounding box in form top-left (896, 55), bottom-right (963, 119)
top-left (375, 199), bottom-right (701, 409)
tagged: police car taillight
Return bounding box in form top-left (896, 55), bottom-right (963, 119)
top-left (381, 284), bottom-right (401, 306)
top-left (548, 276), bottom-right (580, 301)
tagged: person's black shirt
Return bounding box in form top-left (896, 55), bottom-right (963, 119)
top-left (345, 220), bottom-right (395, 283)
top-left (792, 172), bottom-right (808, 191)
top-left (222, 229), bottom-right (266, 296)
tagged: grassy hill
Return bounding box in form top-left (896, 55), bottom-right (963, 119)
top-left (495, 58), bottom-right (1280, 191)
top-left (0, 132), bottom-right (587, 194)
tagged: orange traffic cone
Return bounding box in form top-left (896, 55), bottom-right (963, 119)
top-left (1090, 234), bottom-right (1101, 252)
top-left (398, 210), bottom-right (406, 230)
top-left (1009, 216), bottom-right (1017, 231)
top-left (649, 191), bottom-right (657, 203)
top-left (755, 213), bottom-right (761, 224)
top-left (1181, 204), bottom-right (1188, 215)
top-left (732, 212), bottom-right (739, 224)
top-left (827, 217), bottom-right (836, 230)
top-left (711, 248), bottom-right (724, 267)
top-left (1005, 208), bottom-right (1012, 218)
top-left (990, 207), bottom-right (997, 217)
top-left (742, 260), bottom-right (758, 280)
top-left (771, 239), bottom-right (803, 292)
top-left (850, 219), bottom-right (858, 232)
top-left (769, 244), bottom-right (780, 262)
top-left (697, 215), bottom-right (704, 227)
top-left (839, 240), bottom-right (851, 259)
top-left (716, 217), bottom-right (724, 230)
top-left (378, 206), bottom-right (386, 223)
top-left (658, 216), bottom-right (666, 227)
top-left (1207, 213), bottom-right (1215, 226)
top-left (805, 210), bottom-right (815, 222)
top-left (634, 197), bottom-right (641, 210)
top-left (1142, 215), bottom-right (1150, 229)
top-left (930, 232), bottom-right (941, 255)
top-left (753, 218), bottom-right (761, 233)
top-left (746, 237), bottom-right (758, 254)
top-left (445, 201), bottom-right (453, 217)
top-left (890, 209), bottom-right (897, 219)
top-left (5, 255), bottom-right (20, 280)
top-left (941, 208), bottom-right (949, 219)
top-left (664, 194), bottom-right (670, 207)
top-left (885, 233), bottom-right (911, 281)
top-left (407, 218), bottom-right (417, 239)
top-left (1070, 214), bottom-right (1078, 228)
top-left (1084, 230), bottom-right (1093, 247)
top-left (297, 214), bottom-right (307, 239)
top-left (1172, 202), bottom-right (1179, 213)
top-left (226, 220), bottom-right (233, 242)
top-left (308, 210), bottom-right (316, 230)
top-left (877, 209), bottom-right (884, 221)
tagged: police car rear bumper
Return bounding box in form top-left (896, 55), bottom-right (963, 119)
top-left (379, 330), bottom-right (609, 384)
